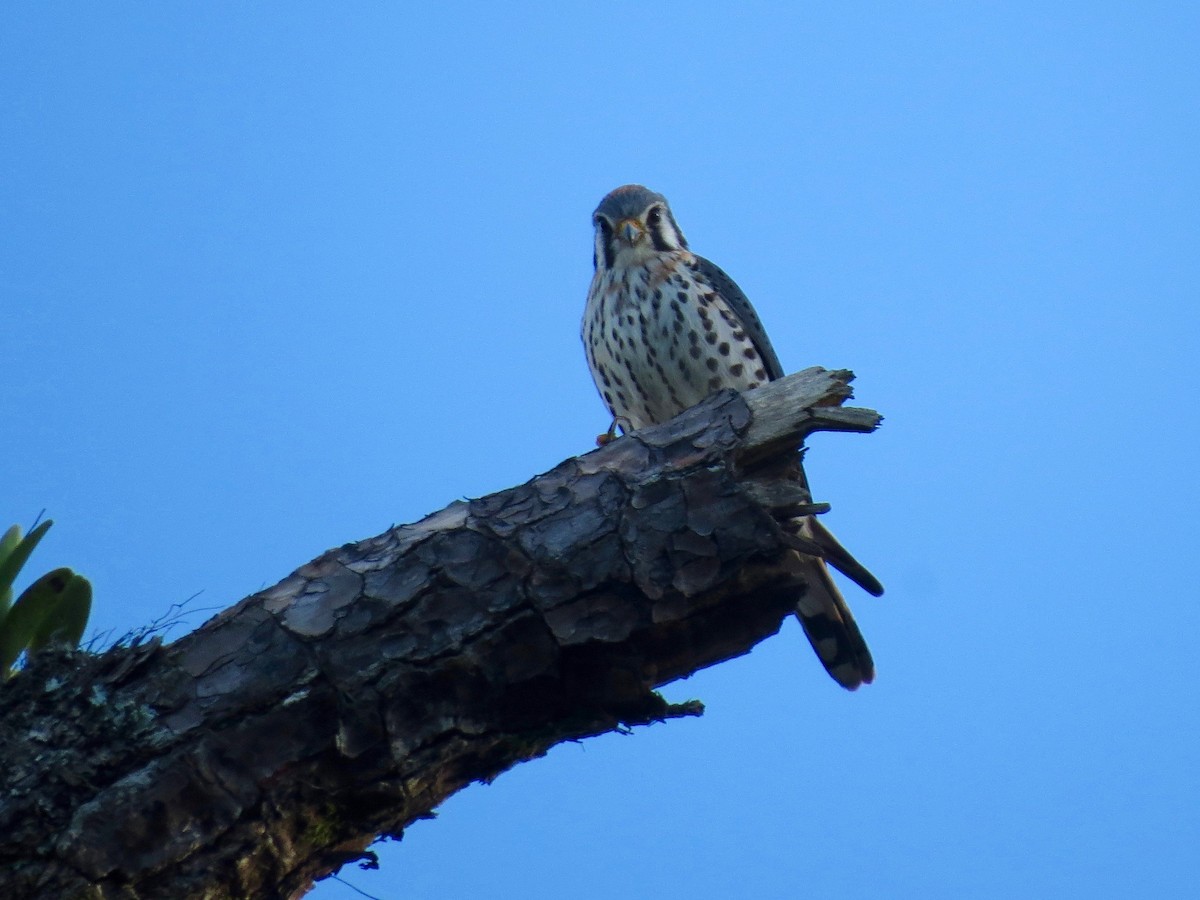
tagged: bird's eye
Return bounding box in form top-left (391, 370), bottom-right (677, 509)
top-left (595, 216), bottom-right (612, 234)
top-left (647, 207), bottom-right (662, 226)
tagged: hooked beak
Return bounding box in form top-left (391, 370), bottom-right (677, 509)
top-left (616, 218), bottom-right (644, 245)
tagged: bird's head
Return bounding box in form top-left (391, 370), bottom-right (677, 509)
top-left (592, 184), bottom-right (688, 271)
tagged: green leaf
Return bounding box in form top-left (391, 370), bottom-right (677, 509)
top-left (29, 572), bottom-right (91, 651)
top-left (0, 525), bottom-right (21, 566)
top-left (0, 519), bottom-right (53, 600)
top-left (0, 526), bottom-right (21, 621)
top-left (0, 566), bottom-right (72, 676)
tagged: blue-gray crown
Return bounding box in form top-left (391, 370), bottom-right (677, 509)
top-left (593, 184), bottom-right (669, 221)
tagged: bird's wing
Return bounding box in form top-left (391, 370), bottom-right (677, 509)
top-left (694, 255), bottom-right (786, 381)
top-left (805, 516), bottom-right (886, 597)
top-left (788, 454), bottom-right (885, 596)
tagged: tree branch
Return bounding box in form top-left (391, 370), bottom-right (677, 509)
top-left (0, 366), bottom-right (881, 899)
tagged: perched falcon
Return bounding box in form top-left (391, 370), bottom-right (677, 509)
top-left (581, 184), bottom-right (883, 689)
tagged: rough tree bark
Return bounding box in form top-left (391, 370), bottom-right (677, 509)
top-left (0, 367), bottom-right (881, 899)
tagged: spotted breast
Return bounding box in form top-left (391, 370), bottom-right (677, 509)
top-left (584, 251), bottom-right (780, 430)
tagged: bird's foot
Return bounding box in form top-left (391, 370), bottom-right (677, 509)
top-left (595, 416), bottom-right (631, 446)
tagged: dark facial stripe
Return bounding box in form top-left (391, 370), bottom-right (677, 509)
top-left (595, 217), bottom-right (615, 269)
top-left (647, 205), bottom-right (672, 251)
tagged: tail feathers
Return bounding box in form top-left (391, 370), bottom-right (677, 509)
top-left (777, 461), bottom-right (881, 688)
top-left (793, 553), bottom-right (875, 690)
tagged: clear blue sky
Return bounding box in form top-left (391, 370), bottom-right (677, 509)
top-left (4, 4), bottom-right (1198, 898)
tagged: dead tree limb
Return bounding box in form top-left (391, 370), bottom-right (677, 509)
top-left (0, 366), bottom-right (881, 899)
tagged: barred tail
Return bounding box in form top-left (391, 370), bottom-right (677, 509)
top-left (792, 517), bottom-right (879, 690)
top-left (794, 556), bottom-right (875, 690)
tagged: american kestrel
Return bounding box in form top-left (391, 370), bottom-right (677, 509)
top-left (582, 184), bottom-right (883, 689)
